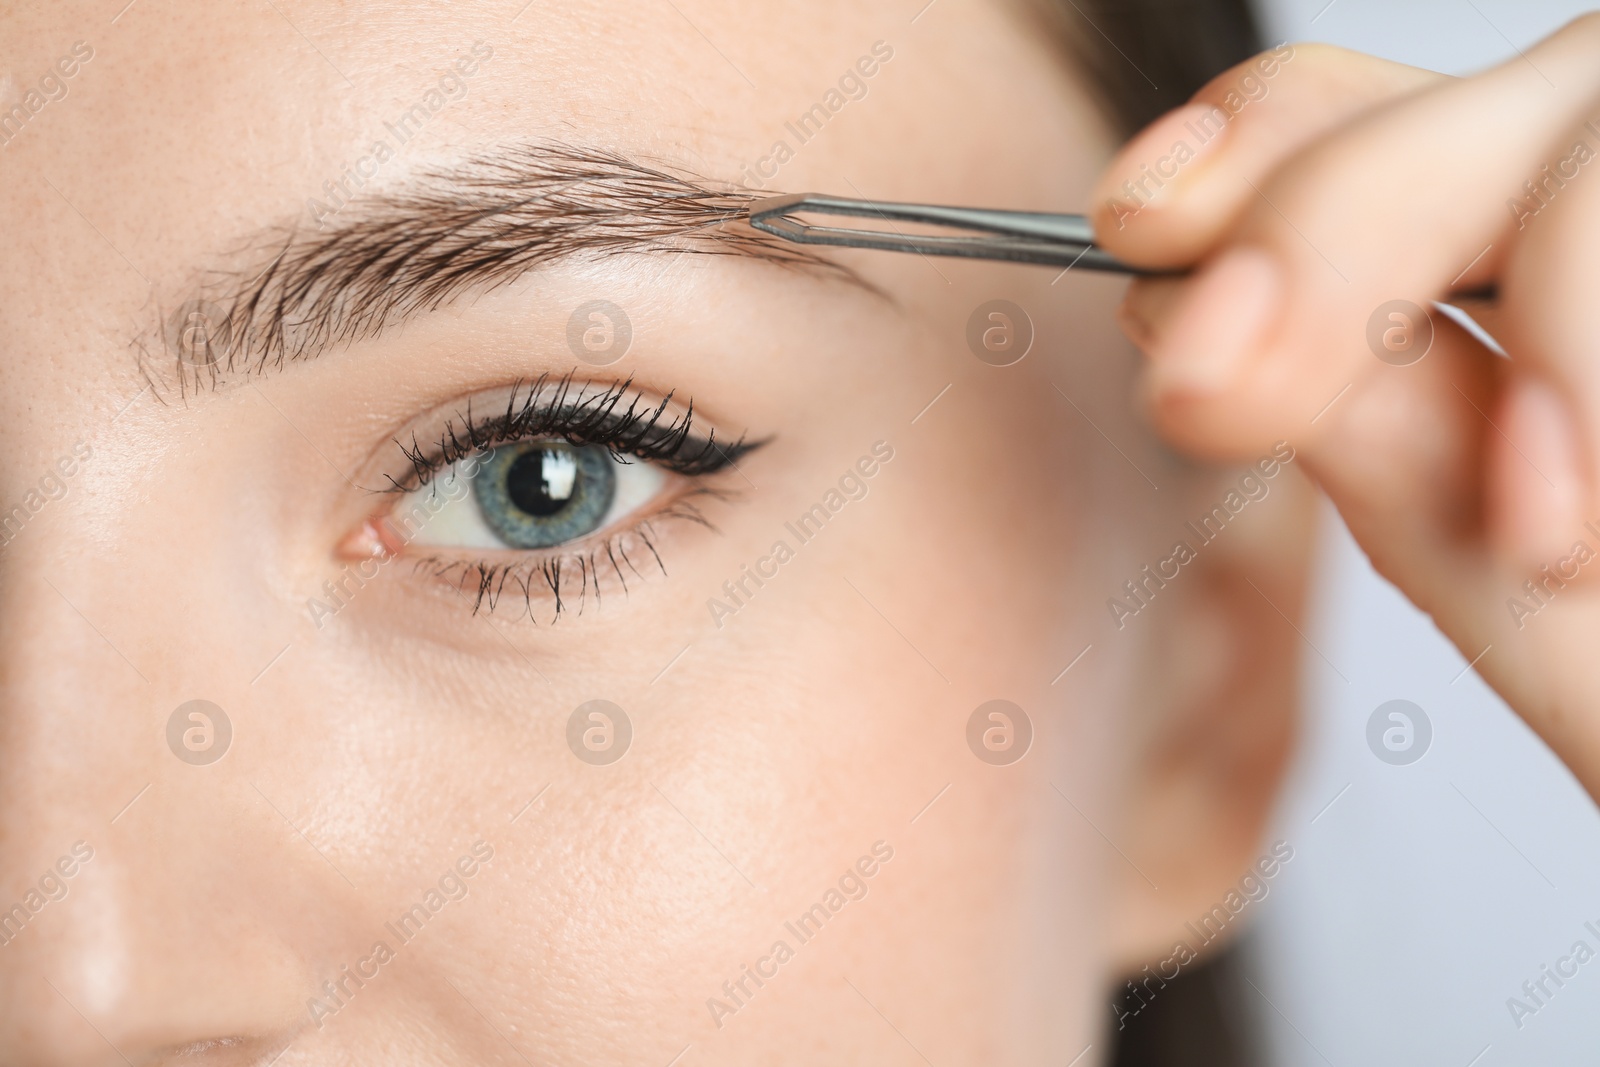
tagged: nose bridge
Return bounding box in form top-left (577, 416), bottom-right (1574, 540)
top-left (0, 538), bottom-right (148, 1059)
top-left (0, 498), bottom-right (312, 1060)
top-left (0, 456), bottom-right (264, 832)
top-left (0, 510), bottom-right (159, 855)
top-left (0, 538), bottom-right (145, 834)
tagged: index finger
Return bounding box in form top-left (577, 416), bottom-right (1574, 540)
top-left (1138, 13), bottom-right (1600, 453)
top-left (1089, 44), bottom-right (1444, 267)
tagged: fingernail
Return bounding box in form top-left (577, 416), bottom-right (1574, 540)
top-left (1496, 378), bottom-right (1589, 565)
top-left (1147, 247), bottom-right (1283, 395)
top-left (1092, 102), bottom-right (1232, 230)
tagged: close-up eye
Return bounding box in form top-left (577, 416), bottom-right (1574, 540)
top-left (403, 439), bottom-right (665, 551)
top-left (360, 375), bottom-right (759, 616)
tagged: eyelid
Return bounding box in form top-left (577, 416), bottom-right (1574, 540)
top-left (381, 373), bottom-right (754, 495)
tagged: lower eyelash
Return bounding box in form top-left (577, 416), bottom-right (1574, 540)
top-left (409, 488), bottom-right (727, 619)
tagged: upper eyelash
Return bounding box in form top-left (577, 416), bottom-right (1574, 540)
top-left (388, 372), bottom-right (758, 492)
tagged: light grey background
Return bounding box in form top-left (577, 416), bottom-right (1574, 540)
top-left (1246, 3), bottom-right (1600, 1065)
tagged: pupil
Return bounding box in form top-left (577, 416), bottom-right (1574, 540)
top-left (505, 447), bottom-right (579, 518)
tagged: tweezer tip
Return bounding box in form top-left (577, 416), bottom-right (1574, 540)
top-left (746, 192), bottom-right (811, 222)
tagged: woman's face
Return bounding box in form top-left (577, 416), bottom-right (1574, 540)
top-left (0, 1), bottom-right (1298, 1063)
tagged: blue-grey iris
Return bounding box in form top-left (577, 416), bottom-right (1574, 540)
top-left (473, 441), bottom-right (616, 549)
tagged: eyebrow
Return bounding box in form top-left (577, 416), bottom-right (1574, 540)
top-left (143, 143), bottom-right (863, 391)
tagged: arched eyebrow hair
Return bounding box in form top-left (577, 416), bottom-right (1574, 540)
top-left (143, 143), bottom-right (866, 393)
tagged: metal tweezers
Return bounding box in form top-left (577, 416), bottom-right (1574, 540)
top-left (749, 192), bottom-right (1504, 307)
top-left (748, 192), bottom-right (1146, 275)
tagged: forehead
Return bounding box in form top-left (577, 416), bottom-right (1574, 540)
top-left (0, 1), bottom-right (1108, 405)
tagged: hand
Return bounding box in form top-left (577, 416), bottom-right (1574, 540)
top-left (1089, 17), bottom-right (1600, 798)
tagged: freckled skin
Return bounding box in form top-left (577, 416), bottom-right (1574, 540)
top-left (0, 1), bottom-right (1309, 1064)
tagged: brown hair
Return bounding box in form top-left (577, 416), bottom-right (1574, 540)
top-left (1025, 0), bottom-right (1264, 138)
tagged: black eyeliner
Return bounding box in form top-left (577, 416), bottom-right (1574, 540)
top-left (388, 373), bottom-right (761, 493)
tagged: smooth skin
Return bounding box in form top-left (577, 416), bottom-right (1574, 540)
top-left (1096, 15), bottom-right (1600, 801)
top-left (0, 1), bottom-right (1311, 1065)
